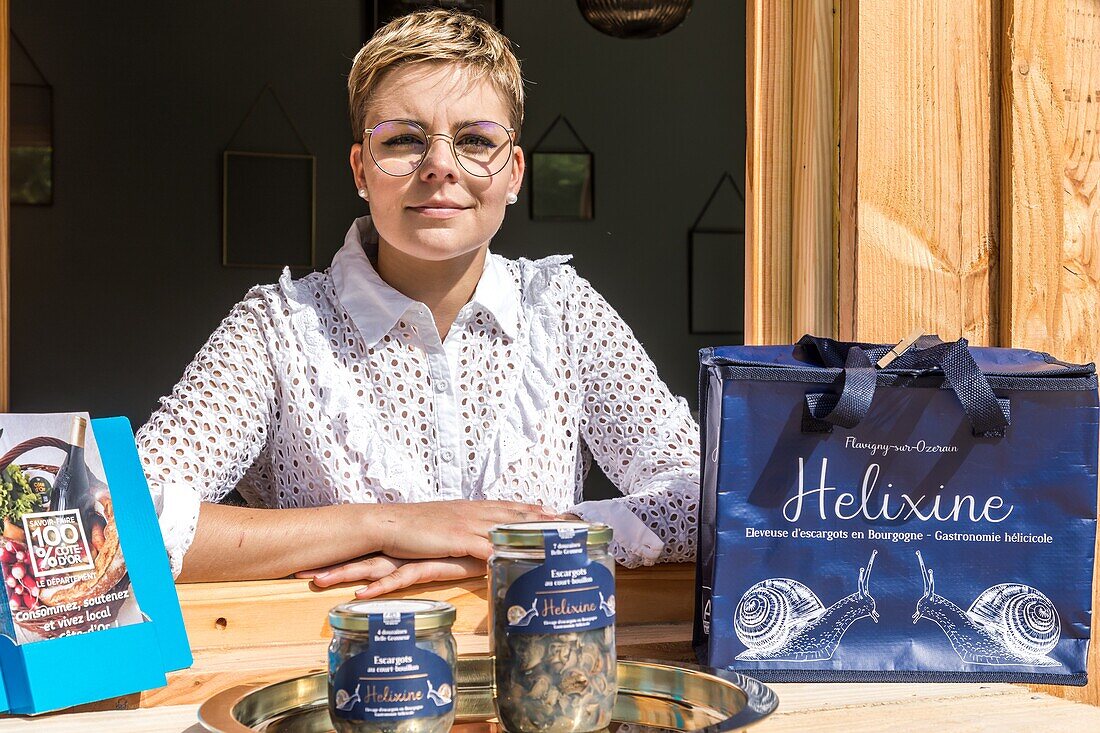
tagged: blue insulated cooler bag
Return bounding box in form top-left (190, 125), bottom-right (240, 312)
top-left (693, 335), bottom-right (1098, 684)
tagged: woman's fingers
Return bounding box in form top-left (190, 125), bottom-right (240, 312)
top-left (300, 554), bottom-right (487, 596)
top-left (307, 555), bottom-right (405, 588)
top-left (354, 557), bottom-right (486, 600)
top-left (354, 563), bottom-right (426, 599)
top-left (295, 558), bottom-right (366, 579)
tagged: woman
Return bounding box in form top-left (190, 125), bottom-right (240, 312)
top-left (137, 9), bottom-right (699, 599)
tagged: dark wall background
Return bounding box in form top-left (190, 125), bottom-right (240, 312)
top-left (9, 1), bottom-right (744, 494)
top-left (496, 1), bottom-right (746, 396)
top-left (10, 1), bottom-right (368, 422)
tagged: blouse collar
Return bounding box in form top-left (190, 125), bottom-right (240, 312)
top-left (330, 216), bottom-right (521, 347)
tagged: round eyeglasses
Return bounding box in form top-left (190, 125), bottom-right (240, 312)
top-left (364, 120), bottom-right (515, 178)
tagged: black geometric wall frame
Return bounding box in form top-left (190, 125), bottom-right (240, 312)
top-left (530, 151), bottom-right (595, 221)
top-left (688, 172), bottom-right (746, 336)
top-left (528, 115), bottom-right (595, 221)
top-left (222, 151), bottom-right (316, 269)
top-left (11, 33), bottom-right (53, 206)
top-left (221, 85), bottom-right (316, 270)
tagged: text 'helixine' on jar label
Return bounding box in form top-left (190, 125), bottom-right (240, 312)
top-left (331, 612), bottom-right (454, 723)
top-left (502, 527), bottom-right (616, 635)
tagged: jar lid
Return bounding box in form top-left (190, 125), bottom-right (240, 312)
top-left (328, 599), bottom-right (456, 633)
top-left (489, 520), bottom-right (613, 547)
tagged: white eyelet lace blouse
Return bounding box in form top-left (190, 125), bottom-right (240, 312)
top-left (136, 217), bottom-right (700, 577)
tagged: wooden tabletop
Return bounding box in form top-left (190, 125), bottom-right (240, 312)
top-left (0, 564), bottom-right (1096, 730)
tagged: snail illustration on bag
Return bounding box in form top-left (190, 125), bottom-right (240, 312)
top-left (734, 550), bottom-right (879, 661)
top-left (912, 551), bottom-right (1060, 667)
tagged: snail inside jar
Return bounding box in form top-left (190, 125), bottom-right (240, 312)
top-left (328, 599), bottom-right (457, 733)
top-left (489, 521), bottom-right (617, 733)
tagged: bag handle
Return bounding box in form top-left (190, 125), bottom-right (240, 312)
top-left (799, 334), bottom-right (1010, 437)
top-left (802, 344), bottom-right (877, 430)
top-left (0, 436), bottom-right (68, 472)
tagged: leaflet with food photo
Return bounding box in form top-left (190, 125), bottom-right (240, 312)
top-left (0, 413), bottom-right (143, 642)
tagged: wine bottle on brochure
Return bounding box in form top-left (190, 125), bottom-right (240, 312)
top-left (52, 416), bottom-right (97, 533)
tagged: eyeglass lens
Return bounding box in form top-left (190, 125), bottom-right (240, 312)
top-left (367, 121), bottom-right (512, 177)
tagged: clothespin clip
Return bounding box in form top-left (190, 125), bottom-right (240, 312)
top-left (876, 328), bottom-right (925, 368)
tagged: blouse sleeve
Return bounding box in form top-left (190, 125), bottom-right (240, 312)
top-left (562, 272), bottom-right (700, 567)
top-left (134, 294), bottom-right (277, 577)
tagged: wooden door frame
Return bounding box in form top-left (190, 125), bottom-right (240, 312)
top-left (1, 0), bottom-right (9, 413)
top-left (745, 0), bottom-right (837, 345)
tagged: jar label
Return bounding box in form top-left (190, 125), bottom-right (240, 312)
top-left (331, 612), bottom-right (454, 722)
top-left (502, 527), bottom-right (616, 634)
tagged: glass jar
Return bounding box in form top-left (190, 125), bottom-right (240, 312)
top-left (489, 521), bottom-right (617, 733)
top-left (328, 599), bottom-right (457, 733)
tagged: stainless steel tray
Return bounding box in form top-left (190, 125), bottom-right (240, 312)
top-left (198, 655), bottom-right (778, 732)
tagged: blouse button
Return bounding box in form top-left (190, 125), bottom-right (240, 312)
top-left (435, 379), bottom-right (449, 392)
top-left (441, 449), bottom-right (455, 462)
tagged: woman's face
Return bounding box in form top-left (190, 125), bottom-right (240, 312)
top-left (349, 62), bottom-right (523, 262)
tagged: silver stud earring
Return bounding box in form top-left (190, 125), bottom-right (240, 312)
top-left (358, 188), bottom-right (368, 200)
top-left (506, 192), bottom-right (518, 205)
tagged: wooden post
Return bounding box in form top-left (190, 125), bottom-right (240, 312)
top-left (791, 0), bottom-right (836, 339)
top-left (745, 0), bottom-right (793, 344)
top-left (838, 0), bottom-right (1000, 345)
top-left (1058, 0), bottom-right (1100, 361)
top-left (1002, 0), bottom-right (1100, 707)
top-left (1001, 0), bottom-right (1100, 366)
top-left (746, 0), bottom-right (837, 344)
top-left (837, 0), bottom-right (859, 341)
top-left (1060, 9), bottom-right (1100, 703)
top-left (1000, 0), bottom-right (1068, 355)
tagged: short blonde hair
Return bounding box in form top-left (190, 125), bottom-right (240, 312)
top-left (348, 9), bottom-right (525, 142)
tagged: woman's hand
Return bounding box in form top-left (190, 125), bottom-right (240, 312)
top-left (372, 499), bottom-right (559, 561)
top-left (296, 500), bottom-right (565, 598)
top-left (178, 499), bottom-right (557, 583)
top-left (298, 555), bottom-right (487, 599)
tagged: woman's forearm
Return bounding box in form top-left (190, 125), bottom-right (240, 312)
top-left (176, 502), bottom-right (386, 582)
top-left (175, 498), bottom-right (558, 583)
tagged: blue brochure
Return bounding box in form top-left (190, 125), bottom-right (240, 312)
top-left (0, 414), bottom-right (191, 713)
